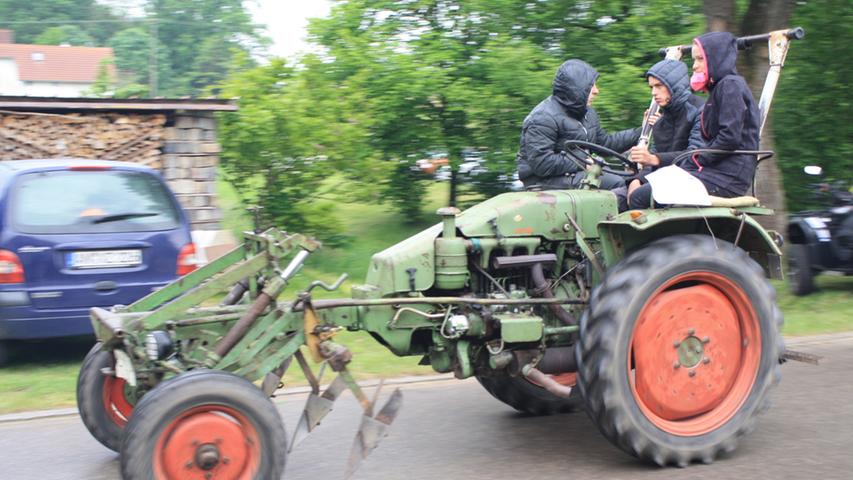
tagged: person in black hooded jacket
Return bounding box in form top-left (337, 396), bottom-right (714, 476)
top-left (516, 59), bottom-right (640, 190)
top-left (620, 58), bottom-right (706, 209)
top-left (685, 31), bottom-right (761, 197)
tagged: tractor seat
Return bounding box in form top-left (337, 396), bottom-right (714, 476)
top-left (708, 195), bottom-right (761, 208)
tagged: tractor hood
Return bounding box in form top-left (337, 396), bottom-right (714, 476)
top-left (455, 190), bottom-right (617, 239)
top-left (364, 190), bottom-right (618, 295)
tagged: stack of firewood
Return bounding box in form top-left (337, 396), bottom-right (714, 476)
top-left (0, 113), bottom-right (166, 167)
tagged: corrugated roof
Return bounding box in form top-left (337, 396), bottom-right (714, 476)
top-left (0, 43), bottom-right (115, 83)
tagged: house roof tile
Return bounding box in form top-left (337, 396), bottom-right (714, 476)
top-left (0, 44), bottom-right (114, 83)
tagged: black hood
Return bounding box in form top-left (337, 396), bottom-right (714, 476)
top-left (695, 31), bottom-right (738, 87)
top-left (552, 59), bottom-right (599, 118)
top-left (646, 59), bottom-right (691, 111)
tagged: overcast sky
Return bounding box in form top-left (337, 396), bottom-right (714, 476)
top-left (247, 0), bottom-right (332, 59)
top-left (98, 0), bottom-right (333, 60)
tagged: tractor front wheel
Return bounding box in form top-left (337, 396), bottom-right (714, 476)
top-left (576, 234), bottom-right (782, 466)
top-left (77, 343), bottom-right (137, 451)
top-left (120, 369), bottom-right (286, 480)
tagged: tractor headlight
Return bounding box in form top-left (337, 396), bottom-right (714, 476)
top-left (144, 330), bottom-right (174, 361)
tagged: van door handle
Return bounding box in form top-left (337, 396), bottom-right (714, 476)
top-left (94, 281), bottom-right (118, 291)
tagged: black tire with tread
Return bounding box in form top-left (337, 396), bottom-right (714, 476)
top-left (575, 234), bottom-right (783, 467)
top-left (0, 340), bottom-right (9, 366)
top-left (788, 243), bottom-right (816, 296)
top-left (476, 371), bottom-right (583, 415)
top-left (77, 342), bottom-right (128, 452)
top-left (120, 369), bottom-right (287, 480)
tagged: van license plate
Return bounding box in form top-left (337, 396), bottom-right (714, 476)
top-left (69, 250), bottom-right (142, 269)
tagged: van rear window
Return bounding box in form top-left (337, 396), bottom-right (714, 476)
top-left (9, 170), bottom-right (182, 234)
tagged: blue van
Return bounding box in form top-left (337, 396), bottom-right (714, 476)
top-left (0, 159), bottom-right (196, 362)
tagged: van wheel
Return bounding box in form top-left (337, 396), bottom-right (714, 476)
top-left (77, 343), bottom-right (138, 451)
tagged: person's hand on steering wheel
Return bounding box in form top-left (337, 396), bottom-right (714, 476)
top-left (564, 140), bottom-right (637, 177)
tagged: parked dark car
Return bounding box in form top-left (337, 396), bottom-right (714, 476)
top-left (0, 159), bottom-right (196, 363)
top-left (786, 166), bottom-right (853, 295)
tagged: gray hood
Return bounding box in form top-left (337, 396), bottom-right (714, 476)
top-left (646, 59), bottom-right (691, 112)
top-left (552, 59), bottom-right (599, 118)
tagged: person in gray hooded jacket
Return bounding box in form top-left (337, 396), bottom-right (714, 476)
top-left (623, 59), bottom-right (706, 209)
top-left (516, 59), bottom-right (640, 190)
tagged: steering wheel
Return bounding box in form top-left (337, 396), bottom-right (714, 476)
top-left (564, 140), bottom-right (636, 177)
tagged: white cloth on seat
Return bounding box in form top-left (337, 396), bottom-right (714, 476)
top-left (645, 165), bottom-right (711, 206)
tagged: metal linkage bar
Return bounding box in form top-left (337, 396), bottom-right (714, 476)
top-left (657, 27), bottom-right (804, 57)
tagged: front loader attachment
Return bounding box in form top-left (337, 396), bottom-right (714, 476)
top-left (83, 228), bottom-right (409, 478)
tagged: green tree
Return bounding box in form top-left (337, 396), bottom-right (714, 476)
top-left (306, 0), bottom-right (704, 211)
top-left (145, 0), bottom-right (269, 96)
top-left (84, 58), bottom-right (114, 97)
top-left (0, 0), bottom-right (121, 44)
top-left (107, 27), bottom-right (176, 96)
top-left (216, 58), bottom-right (354, 243)
top-left (34, 25), bottom-right (95, 46)
top-left (773, 0), bottom-right (852, 211)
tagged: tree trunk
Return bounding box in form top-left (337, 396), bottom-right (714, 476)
top-left (702, 0), bottom-right (795, 233)
top-left (448, 169), bottom-right (458, 207)
top-left (703, 0), bottom-right (737, 32)
top-left (737, 0), bottom-right (796, 233)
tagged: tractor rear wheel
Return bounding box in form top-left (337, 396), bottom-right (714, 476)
top-left (120, 369), bottom-right (286, 480)
top-left (576, 234), bottom-right (782, 466)
top-left (477, 370), bottom-right (583, 415)
top-left (77, 343), bottom-right (137, 452)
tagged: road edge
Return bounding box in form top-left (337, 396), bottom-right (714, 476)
top-left (0, 373), bottom-right (454, 424)
top-left (3, 332), bottom-right (851, 424)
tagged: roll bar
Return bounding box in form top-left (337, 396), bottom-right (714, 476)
top-left (657, 27), bottom-right (804, 57)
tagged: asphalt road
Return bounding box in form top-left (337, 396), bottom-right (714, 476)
top-left (1, 334), bottom-right (851, 480)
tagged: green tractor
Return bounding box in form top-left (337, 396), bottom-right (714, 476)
top-left (76, 29), bottom-right (804, 479)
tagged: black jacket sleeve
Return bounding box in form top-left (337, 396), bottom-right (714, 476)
top-left (589, 109), bottom-right (640, 153)
top-left (701, 80), bottom-right (746, 166)
top-left (522, 115), bottom-right (579, 177)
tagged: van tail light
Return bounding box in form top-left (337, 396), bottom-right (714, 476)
top-left (0, 249), bottom-right (25, 283)
top-left (176, 243), bottom-right (198, 276)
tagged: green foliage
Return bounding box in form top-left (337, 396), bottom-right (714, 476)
top-left (216, 59), bottom-right (350, 244)
top-left (0, 0), bottom-right (121, 44)
top-left (1, 0), bottom-right (267, 98)
top-left (33, 24), bottom-right (94, 46)
top-left (113, 83), bottom-right (150, 99)
top-left (108, 27), bottom-right (175, 96)
top-left (773, 0), bottom-right (853, 212)
top-left (145, 0), bottom-right (269, 96)
top-left (83, 58), bottom-right (114, 97)
top-left (300, 0), bottom-right (705, 210)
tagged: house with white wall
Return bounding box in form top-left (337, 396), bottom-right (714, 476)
top-left (0, 29), bottom-right (114, 97)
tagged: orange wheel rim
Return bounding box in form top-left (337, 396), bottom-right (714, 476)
top-left (629, 271), bottom-right (761, 436)
top-left (102, 376), bottom-right (134, 426)
top-left (154, 405), bottom-right (261, 480)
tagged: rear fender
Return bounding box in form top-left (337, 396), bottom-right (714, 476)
top-left (598, 208), bottom-right (783, 279)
